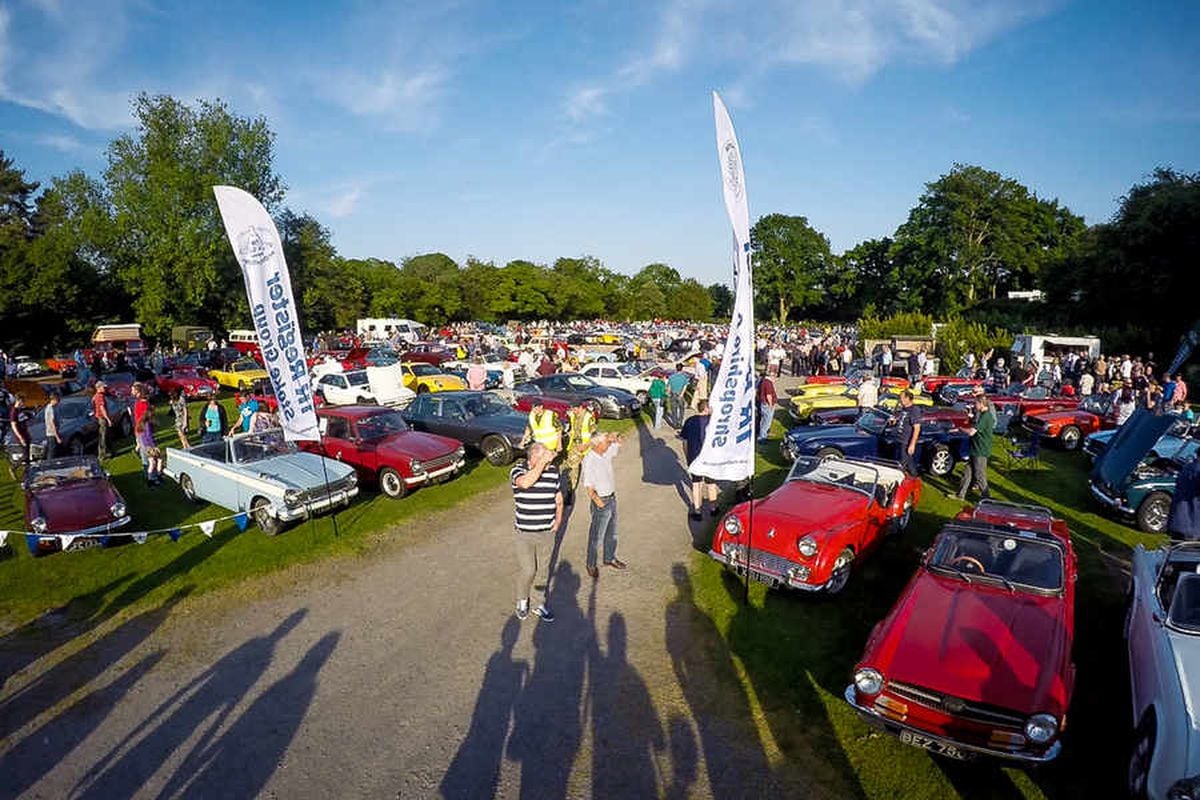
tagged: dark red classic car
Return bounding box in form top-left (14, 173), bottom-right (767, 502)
top-left (24, 455), bottom-right (130, 555)
top-left (155, 367), bottom-right (219, 400)
top-left (512, 393), bottom-right (572, 423)
top-left (710, 455), bottom-right (921, 594)
top-left (401, 343), bottom-right (456, 366)
top-left (920, 375), bottom-right (984, 395)
top-left (846, 500), bottom-right (1077, 763)
top-left (1022, 394), bottom-right (1114, 450)
top-left (988, 384), bottom-right (1079, 419)
top-left (307, 346), bottom-right (370, 372)
top-left (300, 406), bottom-right (465, 499)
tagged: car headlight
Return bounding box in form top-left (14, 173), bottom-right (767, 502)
top-left (284, 489), bottom-right (300, 505)
top-left (411, 459), bottom-right (425, 472)
top-left (32, 516), bottom-right (47, 533)
top-left (110, 501), bottom-right (126, 518)
top-left (797, 535), bottom-right (818, 558)
top-left (854, 668), bottom-right (884, 696)
top-left (1024, 713), bottom-right (1058, 744)
top-left (722, 515), bottom-right (742, 537)
top-left (455, 445), bottom-right (465, 459)
top-left (345, 470), bottom-right (358, 486)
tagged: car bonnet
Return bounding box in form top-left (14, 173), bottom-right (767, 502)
top-left (252, 452), bottom-right (356, 488)
top-left (1091, 409), bottom-right (1177, 490)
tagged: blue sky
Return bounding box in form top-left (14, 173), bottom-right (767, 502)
top-left (1, 0), bottom-right (1197, 286)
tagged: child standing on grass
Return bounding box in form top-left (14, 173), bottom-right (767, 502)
top-left (135, 416), bottom-right (163, 485)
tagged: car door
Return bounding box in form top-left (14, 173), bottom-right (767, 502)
top-left (320, 414), bottom-right (364, 473)
top-left (1127, 554), bottom-right (1168, 730)
top-left (542, 375), bottom-right (574, 404)
top-left (439, 398), bottom-right (473, 444)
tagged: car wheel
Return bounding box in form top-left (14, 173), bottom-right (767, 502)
top-left (482, 434), bottom-right (513, 466)
top-left (251, 497), bottom-right (282, 536)
top-left (825, 548), bottom-right (855, 595)
top-left (815, 447), bottom-right (842, 462)
top-left (1136, 491), bottom-right (1170, 534)
top-left (1128, 711), bottom-right (1155, 800)
top-left (379, 467), bottom-right (408, 499)
top-left (1060, 425), bottom-right (1081, 451)
top-left (417, 385), bottom-right (430, 394)
top-left (119, 414), bottom-right (133, 438)
top-left (928, 444), bottom-right (953, 477)
top-left (68, 436), bottom-right (85, 456)
top-left (179, 473), bottom-right (198, 503)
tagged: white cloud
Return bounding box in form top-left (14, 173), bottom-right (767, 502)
top-left (316, 67), bottom-right (446, 127)
top-left (326, 186), bottom-right (364, 218)
top-left (35, 132), bottom-right (89, 154)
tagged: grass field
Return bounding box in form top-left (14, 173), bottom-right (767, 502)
top-left (685, 418), bottom-right (1165, 799)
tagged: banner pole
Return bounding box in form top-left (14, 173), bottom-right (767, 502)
top-left (317, 438), bottom-right (340, 537)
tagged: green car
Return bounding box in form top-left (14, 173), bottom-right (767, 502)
top-left (1089, 410), bottom-right (1199, 533)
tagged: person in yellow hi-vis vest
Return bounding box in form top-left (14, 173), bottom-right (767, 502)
top-left (520, 401), bottom-right (562, 455)
top-left (563, 400), bottom-right (596, 505)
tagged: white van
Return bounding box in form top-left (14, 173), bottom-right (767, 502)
top-left (356, 318), bottom-right (426, 345)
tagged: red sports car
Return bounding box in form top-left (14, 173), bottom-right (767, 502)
top-left (921, 375), bottom-right (984, 395)
top-left (24, 455), bottom-right (131, 555)
top-left (300, 406), bottom-right (465, 499)
top-left (988, 384), bottom-right (1080, 419)
top-left (845, 500), bottom-right (1077, 763)
top-left (156, 367), bottom-right (219, 400)
top-left (1022, 394), bottom-right (1114, 450)
top-left (512, 393), bottom-right (572, 423)
top-left (401, 343), bottom-right (456, 366)
top-left (710, 455), bottom-right (921, 594)
top-left (803, 372), bottom-right (910, 390)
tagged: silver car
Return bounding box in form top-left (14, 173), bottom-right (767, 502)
top-left (1126, 541), bottom-right (1200, 799)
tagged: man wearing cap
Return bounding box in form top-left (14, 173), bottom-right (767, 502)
top-left (92, 381), bottom-right (113, 459)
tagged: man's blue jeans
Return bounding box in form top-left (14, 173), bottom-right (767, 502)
top-left (652, 398), bottom-right (663, 430)
top-left (587, 495), bottom-right (618, 568)
top-left (759, 401), bottom-right (775, 440)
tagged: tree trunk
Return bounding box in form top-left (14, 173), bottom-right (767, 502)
top-left (778, 295), bottom-right (788, 324)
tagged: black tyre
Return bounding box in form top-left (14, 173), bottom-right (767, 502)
top-left (1136, 491), bottom-right (1171, 534)
top-left (928, 444), bottom-right (954, 477)
top-left (1128, 711), bottom-right (1155, 800)
top-left (481, 434), bottom-right (513, 466)
top-left (815, 447), bottom-right (842, 462)
top-left (1060, 425), bottom-right (1082, 451)
top-left (825, 548), bottom-right (855, 595)
top-left (179, 473), bottom-right (198, 503)
top-left (379, 467), bottom-right (408, 499)
top-left (251, 497), bottom-right (282, 536)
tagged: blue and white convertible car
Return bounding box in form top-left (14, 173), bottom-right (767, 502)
top-left (164, 430), bottom-right (358, 535)
top-left (1126, 541), bottom-right (1200, 799)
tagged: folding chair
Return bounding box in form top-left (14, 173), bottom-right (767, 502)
top-left (1008, 432), bottom-right (1042, 469)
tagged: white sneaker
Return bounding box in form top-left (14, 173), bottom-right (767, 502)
top-left (515, 599), bottom-right (529, 620)
top-left (533, 605), bottom-right (555, 623)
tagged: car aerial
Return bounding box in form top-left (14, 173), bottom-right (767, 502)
top-left (1126, 541), bottom-right (1200, 800)
top-left (790, 388), bottom-right (933, 423)
top-left (164, 429), bottom-right (359, 535)
top-left (5, 394), bottom-right (132, 464)
top-left (515, 373), bottom-right (641, 419)
top-left (1090, 409), bottom-right (1199, 534)
top-left (155, 366), bottom-right (219, 400)
top-left (399, 362), bottom-right (468, 394)
top-left (709, 455), bottom-right (920, 594)
top-left (1083, 415), bottom-right (1193, 462)
top-left (402, 390), bottom-right (529, 466)
top-left (208, 358), bottom-right (270, 390)
top-left (1022, 394), bottom-right (1115, 450)
top-left (846, 500), bottom-right (1077, 764)
top-left (578, 361), bottom-right (654, 404)
top-left (300, 406), bottom-right (465, 498)
top-left (23, 455), bottom-right (131, 555)
top-left (780, 407), bottom-right (968, 478)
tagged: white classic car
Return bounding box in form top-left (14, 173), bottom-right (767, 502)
top-left (578, 361), bottom-right (654, 403)
top-left (1127, 541), bottom-right (1200, 799)
top-left (312, 365), bottom-right (415, 407)
top-left (164, 429), bottom-right (358, 535)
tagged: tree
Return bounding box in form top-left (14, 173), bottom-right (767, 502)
top-left (750, 213), bottom-right (832, 322)
top-left (104, 94), bottom-right (285, 337)
top-left (666, 278), bottom-right (713, 321)
top-left (707, 283), bottom-right (733, 318)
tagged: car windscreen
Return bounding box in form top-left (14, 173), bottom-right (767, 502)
top-left (357, 411), bottom-right (409, 439)
top-left (233, 361), bottom-right (258, 372)
top-left (411, 364), bottom-right (440, 377)
top-left (616, 363), bottom-right (639, 376)
top-left (231, 432), bottom-right (297, 463)
top-left (1168, 573), bottom-right (1200, 633)
top-left (856, 410), bottom-right (890, 435)
top-left (929, 528), bottom-right (1064, 592)
top-left (27, 458), bottom-right (104, 488)
top-left (565, 375), bottom-right (598, 389)
top-left (347, 372), bottom-right (370, 387)
top-left (464, 394), bottom-right (511, 416)
top-left (1079, 396), bottom-right (1109, 415)
top-left (787, 456), bottom-right (877, 497)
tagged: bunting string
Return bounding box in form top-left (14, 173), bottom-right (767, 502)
top-left (0, 509), bottom-right (254, 556)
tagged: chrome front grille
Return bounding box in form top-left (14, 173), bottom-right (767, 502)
top-left (298, 476), bottom-right (355, 502)
top-left (728, 546), bottom-right (796, 577)
top-left (422, 453), bottom-right (460, 473)
top-left (888, 681), bottom-right (1026, 728)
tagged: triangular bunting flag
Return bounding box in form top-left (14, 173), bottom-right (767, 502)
top-left (168, 528), bottom-right (183, 543)
top-left (0, 531), bottom-right (7, 547)
top-left (234, 513), bottom-right (249, 532)
top-left (199, 520), bottom-right (216, 537)
top-left (59, 535), bottom-right (77, 552)
top-left (25, 534), bottom-right (39, 556)
top-left (133, 532), bottom-right (148, 545)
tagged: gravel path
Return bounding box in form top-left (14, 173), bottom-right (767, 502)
top-left (1, 406), bottom-right (836, 799)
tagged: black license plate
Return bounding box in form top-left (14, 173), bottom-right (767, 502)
top-left (898, 730), bottom-right (972, 761)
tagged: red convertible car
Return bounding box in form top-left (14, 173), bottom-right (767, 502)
top-left (710, 455), bottom-right (921, 594)
top-left (24, 455), bottom-right (130, 555)
top-left (802, 372), bottom-right (910, 390)
top-left (920, 375), bottom-right (984, 395)
top-left (155, 367), bottom-right (219, 400)
top-left (1022, 394), bottom-right (1113, 450)
top-left (300, 406), bottom-right (465, 499)
top-left (988, 384), bottom-right (1080, 419)
top-left (845, 500), bottom-right (1077, 763)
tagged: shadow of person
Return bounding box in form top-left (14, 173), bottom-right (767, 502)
top-left (632, 415), bottom-right (691, 507)
top-left (590, 612), bottom-right (665, 799)
top-left (664, 563), bottom-right (778, 797)
top-left (0, 650), bottom-right (165, 799)
top-left (162, 630), bottom-right (342, 799)
top-left (664, 713), bottom-right (699, 800)
top-left (506, 563), bottom-right (588, 800)
top-left (0, 587), bottom-right (190, 741)
top-left (440, 618), bottom-right (528, 800)
top-left (72, 608), bottom-right (309, 799)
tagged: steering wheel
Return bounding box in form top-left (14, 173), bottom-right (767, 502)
top-left (950, 555), bottom-right (985, 574)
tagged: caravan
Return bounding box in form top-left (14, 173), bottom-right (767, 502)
top-left (356, 318), bottom-right (426, 345)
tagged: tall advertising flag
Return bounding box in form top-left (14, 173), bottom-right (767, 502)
top-left (691, 91), bottom-right (756, 481)
top-left (213, 186), bottom-right (320, 442)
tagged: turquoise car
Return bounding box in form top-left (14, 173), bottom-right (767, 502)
top-left (1082, 416), bottom-right (1193, 462)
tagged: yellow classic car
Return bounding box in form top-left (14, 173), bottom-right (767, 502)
top-left (400, 362), bottom-right (467, 394)
top-left (790, 382), bottom-right (855, 400)
top-left (790, 389), bottom-right (931, 421)
top-left (209, 359), bottom-right (269, 390)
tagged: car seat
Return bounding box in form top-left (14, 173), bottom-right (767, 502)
top-left (1006, 545), bottom-right (1062, 589)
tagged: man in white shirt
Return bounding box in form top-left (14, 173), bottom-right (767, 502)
top-left (581, 432), bottom-right (625, 578)
top-left (857, 374), bottom-right (879, 409)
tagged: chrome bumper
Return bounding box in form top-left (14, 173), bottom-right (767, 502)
top-left (1089, 482), bottom-right (1133, 515)
top-left (44, 515), bottom-right (132, 538)
top-left (405, 458), bottom-right (465, 486)
top-left (843, 686), bottom-right (1062, 764)
top-left (278, 487), bottom-right (359, 521)
top-left (708, 548), bottom-right (828, 592)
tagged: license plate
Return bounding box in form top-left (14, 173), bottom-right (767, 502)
top-left (747, 570), bottom-right (776, 587)
top-left (898, 730), bottom-right (972, 761)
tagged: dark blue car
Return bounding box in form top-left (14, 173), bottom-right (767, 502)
top-left (781, 408), bottom-right (968, 477)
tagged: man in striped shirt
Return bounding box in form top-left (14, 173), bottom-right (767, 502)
top-left (510, 443), bottom-right (563, 622)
